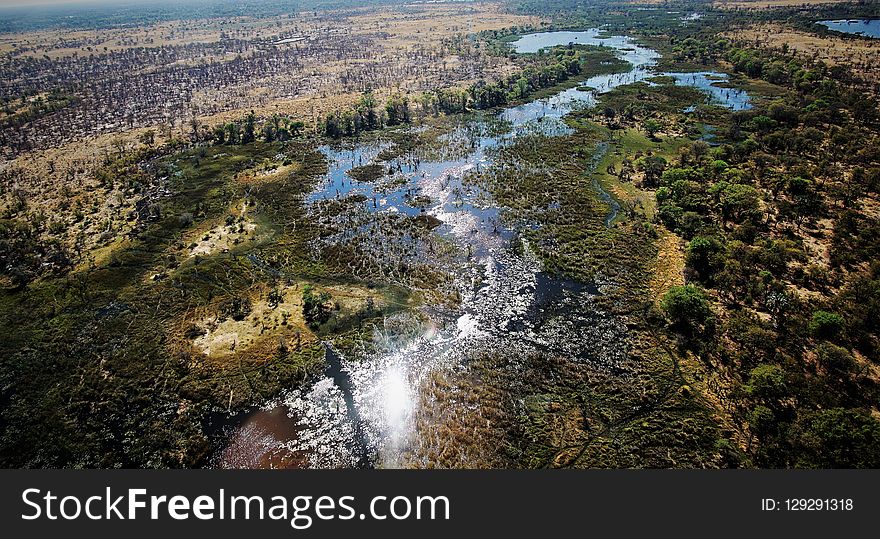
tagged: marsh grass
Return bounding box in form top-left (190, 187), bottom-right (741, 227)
top-left (411, 104), bottom-right (729, 468)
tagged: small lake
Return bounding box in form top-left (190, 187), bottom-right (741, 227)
top-left (513, 29), bottom-right (622, 54)
top-left (818, 19), bottom-right (880, 38)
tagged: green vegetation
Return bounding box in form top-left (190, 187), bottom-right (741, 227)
top-left (0, 90), bottom-right (75, 130)
top-left (467, 1), bottom-right (880, 468)
top-left (302, 285), bottom-right (332, 329)
top-left (647, 25), bottom-right (880, 468)
top-left (662, 285), bottom-right (715, 337)
top-left (0, 139), bottom-right (408, 467)
top-left (319, 45), bottom-right (628, 139)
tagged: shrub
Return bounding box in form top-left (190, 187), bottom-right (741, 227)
top-left (219, 296), bottom-right (252, 321)
top-left (302, 285), bottom-right (332, 329)
top-left (815, 342), bottom-right (856, 375)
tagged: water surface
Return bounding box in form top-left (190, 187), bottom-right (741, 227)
top-left (818, 19), bottom-right (880, 38)
top-left (667, 72), bottom-right (752, 111)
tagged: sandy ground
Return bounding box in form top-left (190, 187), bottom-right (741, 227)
top-left (187, 201), bottom-right (258, 258)
top-left (192, 286), bottom-right (314, 358)
top-left (189, 282), bottom-right (383, 360)
top-left (649, 229), bottom-right (686, 301)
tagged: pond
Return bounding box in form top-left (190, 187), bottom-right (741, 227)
top-left (212, 29), bottom-right (752, 469)
top-left (818, 19), bottom-right (880, 38)
top-left (667, 72), bottom-right (752, 111)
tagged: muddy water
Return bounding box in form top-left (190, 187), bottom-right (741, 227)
top-left (213, 30), bottom-right (750, 469)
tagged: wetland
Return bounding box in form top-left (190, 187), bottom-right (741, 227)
top-left (210, 29), bottom-right (754, 469)
top-left (3, 0), bottom-right (880, 470)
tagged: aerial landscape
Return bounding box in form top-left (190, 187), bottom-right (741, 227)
top-left (1, 0), bottom-right (879, 469)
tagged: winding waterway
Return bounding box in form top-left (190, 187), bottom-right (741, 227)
top-left (213, 30), bottom-right (751, 469)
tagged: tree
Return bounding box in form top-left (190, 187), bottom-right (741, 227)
top-left (225, 122), bottom-right (240, 145)
top-left (686, 236), bottom-right (726, 285)
top-left (190, 117), bottom-right (201, 142)
top-left (643, 118), bottom-right (661, 139)
top-left (323, 113), bottom-right (342, 138)
top-left (635, 155), bottom-right (667, 187)
top-left (242, 111), bottom-right (256, 144)
top-left (385, 95), bottom-right (410, 126)
top-left (138, 129), bottom-right (155, 147)
top-left (744, 364), bottom-right (787, 403)
top-left (815, 342), bottom-right (856, 376)
top-left (793, 408), bottom-right (880, 468)
top-left (357, 92), bottom-right (378, 130)
top-left (302, 285), bottom-right (332, 329)
top-left (261, 121), bottom-right (276, 142)
top-left (748, 405), bottom-right (778, 439)
top-left (212, 125), bottom-right (226, 144)
top-left (661, 285), bottom-right (714, 335)
top-left (288, 120), bottom-right (304, 137)
top-left (784, 176), bottom-right (822, 227)
top-left (748, 115), bottom-right (777, 133)
top-left (809, 310), bottom-right (844, 341)
top-left (219, 296), bottom-right (251, 322)
top-left (713, 182), bottom-right (761, 224)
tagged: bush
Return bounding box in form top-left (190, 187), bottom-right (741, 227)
top-left (815, 342), bottom-right (856, 375)
top-left (302, 285), bottom-right (332, 329)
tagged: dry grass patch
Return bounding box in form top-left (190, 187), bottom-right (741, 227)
top-left (186, 281), bottom-right (386, 360)
top-left (648, 229), bottom-right (686, 302)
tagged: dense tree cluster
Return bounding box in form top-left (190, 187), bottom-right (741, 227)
top-left (319, 45), bottom-right (626, 138)
top-left (653, 34), bottom-right (880, 467)
top-left (302, 284), bottom-right (332, 329)
top-left (211, 112), bottom-right (305, 145)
